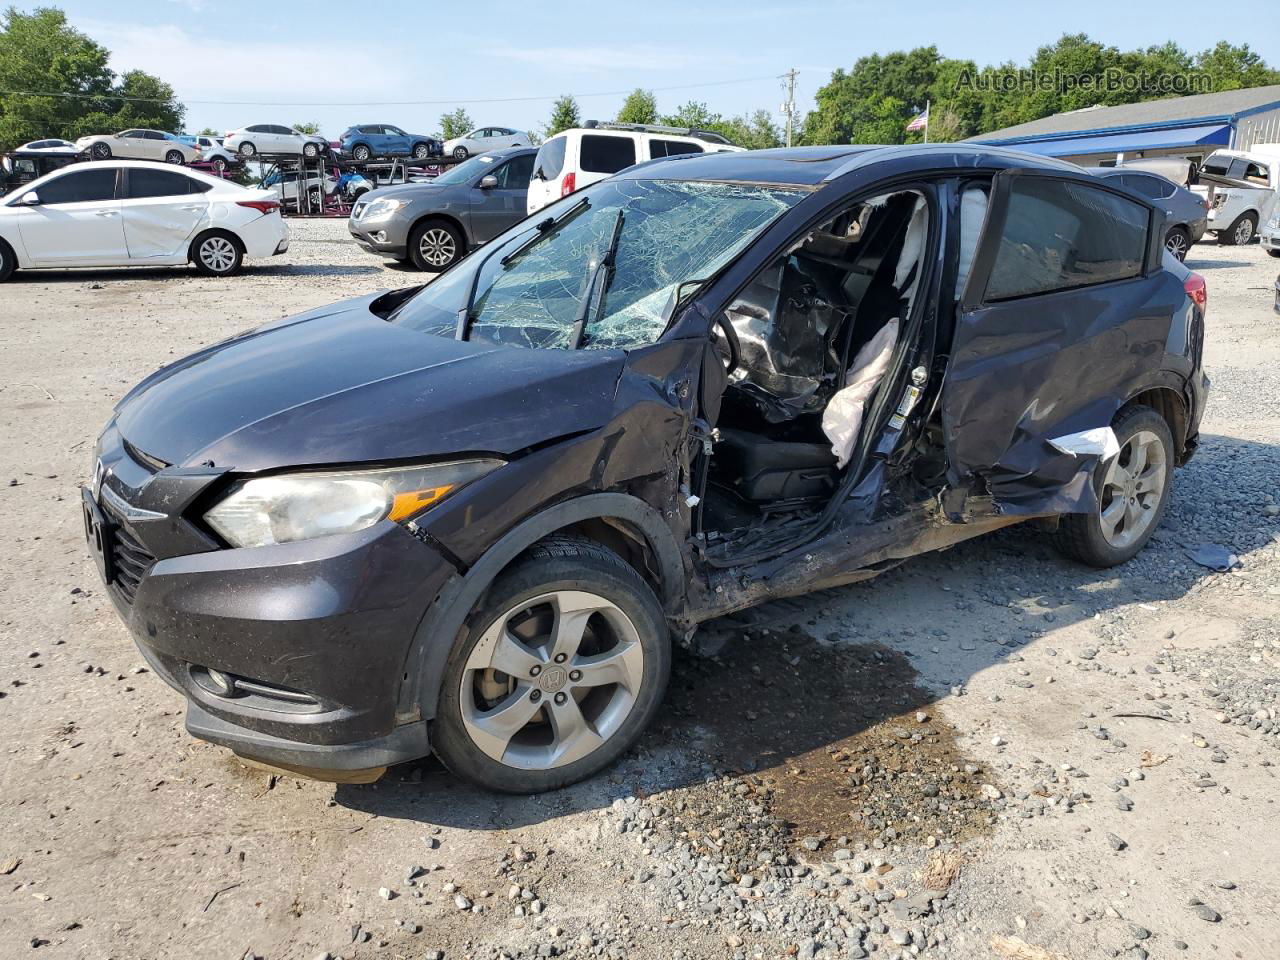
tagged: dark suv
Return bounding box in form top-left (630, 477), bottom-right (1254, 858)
top-left (85, 145), bottom-right (1208, 793)
top-left (349, 148), bottom-right (535, 271)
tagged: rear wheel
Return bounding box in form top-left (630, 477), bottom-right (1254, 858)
top-left (1218, 212), bottom-right (1256, 246)
top-left (190, 230), bottom-right (243, 277)
top-left (211, 157), bottom-right (227, 174)
top-left (1164, 225), bottom-right (1190, 261)
top-left (432, 537), bottom-right (671, 793)
top-left (352, 144), bottom-right (371, 162)
top-left (90, 142), bottom-right (111, 160)
top-left (452, 145), bottom-right (468, 160)
top-left (238, 142), bottom-right (256, 158)
top-left (303, 142), bottom-right (319, 159)
top-left (1055, 406), bottom-right (1173, 568)
top-left (165, 149), bottom-right (184, 164)
top-left (408, 219), bottom-right (463, 271)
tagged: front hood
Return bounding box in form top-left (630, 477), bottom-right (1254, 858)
top-left (365, 182), bottom-right (450, 203)
top-left (113, 294), bottom-right (625, 472)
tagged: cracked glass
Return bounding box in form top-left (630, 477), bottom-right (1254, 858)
top-left (392, 178), bottom-right (805, 351)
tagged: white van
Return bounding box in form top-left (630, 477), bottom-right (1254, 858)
top-left (526, 122), bottom-right (744, 214)
top-left (1193, 145), bottom-right (1280, 248)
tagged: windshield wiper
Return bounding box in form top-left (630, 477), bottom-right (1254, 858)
top-left (500, 196), bottom-right (590, 267)
top-left (568, 208), bottom-right (625, 350)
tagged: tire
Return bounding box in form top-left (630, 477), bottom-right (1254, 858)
top-left (452, 145), bottom-right (468, 160)
top-left (1267, 249), bottom-right (1280, 259)
top-left (90, 142), bottom-right (111, 160)
top-left (211, 157), bottom-right (227, 174)
top-left (1218, 212), bottom-right (1257, 246)
top-left (238, 142), bottom-right (256, 158)
top-left (0, 239), bottom-right (16, 282)
top-left (1055, 405), bottom-right (1174, 568)
top-left (412, 142), bottom-right (431, 160)
top-left (432, 536), bottom-right (671, 793)
top-left (408, 218), bottom-right (463, 272)
top-left (307, 187), bottom-right (324, 210)
top-left (165, 150), bottom-right (185, 164)
top-left (303, 142), bottom-right (319, 159)
top-left (1164, 225), bottom-right (1190, 261)
top-left (190, 230), bottom-right (244, 277)
top-left (352, 144), bottom-right (371, 162)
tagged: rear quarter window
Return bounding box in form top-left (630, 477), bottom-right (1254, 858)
top-left (985, 178), bottom-right (1150, 302)
top-left (649, 138), bottom-right (703, 159)
top-left (534, 136), bottom-right (567, 179)
top-left (580, 135), bottom-right (637, 174)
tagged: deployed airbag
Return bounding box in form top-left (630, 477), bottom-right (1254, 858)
top-left (822, 318), bottom-right (899, 468)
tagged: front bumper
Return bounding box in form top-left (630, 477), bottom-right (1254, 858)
top-left (348, 218), bottom-right (407, 258)
top-left (85, 440), bottom-right (455, 775)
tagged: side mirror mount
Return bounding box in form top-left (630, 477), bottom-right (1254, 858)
top-left (478, 174), bottom-right (498, 189)
top-left (532, 167), bottom-right (545, 181)
top-left (19, 191), bottom-right (40, 205)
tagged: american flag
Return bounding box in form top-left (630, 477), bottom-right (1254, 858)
top-left (906, 108), bottom-right (929, 132)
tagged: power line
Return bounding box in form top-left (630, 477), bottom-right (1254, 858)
top-left (0, 73), bottom-right (786, 109)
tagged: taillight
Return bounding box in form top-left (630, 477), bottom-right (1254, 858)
top-left (1184, 272), bottom-right (1207, 310)
top-left (224, 131), bottom-right (234, 139)
top-left (560, 172), bottom-right (576, 198)
top-left (237, 199), bottom-right (281, 215)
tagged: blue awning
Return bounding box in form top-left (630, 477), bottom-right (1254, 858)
top-left (999, 123), bottom-right (1231, 157)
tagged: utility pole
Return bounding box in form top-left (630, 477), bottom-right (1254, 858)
top-left (781, 68), bottom-right (798, 147)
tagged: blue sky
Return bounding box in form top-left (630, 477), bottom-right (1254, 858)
top-left (47, 0), bottom-right (1280, 138)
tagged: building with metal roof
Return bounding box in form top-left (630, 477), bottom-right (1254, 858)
top-left (968, 85), bottom-right (1280, 167)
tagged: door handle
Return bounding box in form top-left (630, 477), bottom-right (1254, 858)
top-left (94, 210), bottom-right (118, 217)
top-left (180, 204), bottom-right (205, 211)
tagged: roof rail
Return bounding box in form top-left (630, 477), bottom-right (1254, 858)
top-left (581, 120), bottom-right (734, 146)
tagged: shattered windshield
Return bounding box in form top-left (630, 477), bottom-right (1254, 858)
top-left (391, 178), bottom-right (806, 351)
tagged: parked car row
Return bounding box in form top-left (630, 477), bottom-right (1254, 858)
top-left (75, 129), bottom-right (201, 164)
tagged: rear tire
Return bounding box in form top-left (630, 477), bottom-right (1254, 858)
top-left (1164, 225), bottom-right (1190, 261)
top-left (303, 142), bottom-right (319, 159)
top-left (165, 150), bottom-right (184, 164)
top-left (408, 219), bottom-right (463, 272)
top-left (1218, 212), bottom-right (1256, 246)
top-left (352, 144), bottom-right (371, 162)
top-left (0, 240), bottom-right (17, 282)
top-left (1054, 405), bottom-right (1174, 568)
top-left (452, 145), bottom-right (468, 160)
top-left (432, 536), bottom-right (671, 793)
top-left (190, 230), bottom-right (244, 277)
top-left (211, 157), bottom-right (227, 174)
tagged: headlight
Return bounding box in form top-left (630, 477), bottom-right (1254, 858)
top-left (361, 197), bottom-right (408, 220)
top-left (204, 460), bottom-right (502, 548)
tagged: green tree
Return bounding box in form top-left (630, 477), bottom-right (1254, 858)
top-left (0, 8), bottom-right (184, 150)
top-left (660, 100), bottom-right (721, 129)
top-left (544, 94), bottom-right (581, 138)
top-left (1194, 42), bottom-right (1280, 92)
top-left (616, 88), bottom-right (658, 125)
top-left (292, 120), bottom-right (321, 135)
top-left (439, 107), bottom-right (474, 140)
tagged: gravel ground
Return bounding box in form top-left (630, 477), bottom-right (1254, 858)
top-left (1, 221), bottom-right (1278, 960)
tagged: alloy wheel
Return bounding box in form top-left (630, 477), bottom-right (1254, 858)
top-left (418, 227), bottom-right (457, 267)
top-left (1165, 231), bottom-right (1188, 260)
top-left (453, 146), bottom-right (468, 160)
top-left (413, 144), bottom-right (430, 159)
top-left (459, 590), bottom-right (645, 770)
top-left (1097, 429), bottom-right (1167, 549)
top-left (198, 236), bottom-right (237, 274)
top-left (91, 143), bottom-right (110, 160)
top-left (165, 150), bottom-right (184, 164)
top-left (354, 145), bottom-right (370, 161)
top-left (1234, 217), bottom-right (1254, 245)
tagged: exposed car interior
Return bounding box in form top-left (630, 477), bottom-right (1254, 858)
top-left (699, 188), bottom-right (933, 545)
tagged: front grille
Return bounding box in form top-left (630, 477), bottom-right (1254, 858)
top-left (110, 523), bottom-right (156, 604)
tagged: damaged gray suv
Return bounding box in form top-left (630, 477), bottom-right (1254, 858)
top-left (85, 144), bottom-right (1208, 793)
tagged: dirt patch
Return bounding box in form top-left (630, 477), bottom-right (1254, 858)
top-left (655, 629), bottom-right (1000, 857)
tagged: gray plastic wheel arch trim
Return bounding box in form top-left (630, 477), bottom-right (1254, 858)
top-left (397, 492), bottom-right (685, 722)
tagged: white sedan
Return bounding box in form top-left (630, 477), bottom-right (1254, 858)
top-left (223, 125), bottom-right (329, 158)
top-left (442, 126), bottom-right (531, 160)
top-left (74, 129), bottom-right (200, 164)
top-left (0, 160), bottom-right (289, 281)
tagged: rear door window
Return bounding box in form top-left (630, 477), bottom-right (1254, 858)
top-left (649, 138), bottom-right (703, 158)
top-left (126, 169), bottom-right (200, 198)
top-left (985, 178), bottom-right (1149, 301)
top-left (35, 168), bottom-right (118, 204)
top-left (495, 153), bottom-right (534, 188)
top-left (580, 135), bottom-right (637, 174)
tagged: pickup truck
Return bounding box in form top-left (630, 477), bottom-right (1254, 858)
top-left (1194, 145), bottom-right (1280, 252)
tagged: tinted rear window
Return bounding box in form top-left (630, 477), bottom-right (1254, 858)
top-left (580, 135), bottom-right (637, 174)
top-left (534, 136), bottom-right (566, 179)
top-left (650, 138), bottom-right (703, 159)
top-left (986, 178), bottom-right (1149, 301)
top-left (126, 169), bottom-right (202, 198)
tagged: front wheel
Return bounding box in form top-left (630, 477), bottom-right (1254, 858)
top-left (1055, 406), bottom-right (1173, 568)
top-left (408, 219), bottom-right (463, 271)
top-left (0, 240), bottom-right (16, 282)
top-left (432, 537), bottom-right (671, 793)
top-left (1218, 212), bottom-right (1256, 246)
top-left (1164, 226), bottom-right (1190, 261)
top-left (91, 142), bottom-right (111, 160)
top-left (190, 231), bottom-right (243, 277)
top-left (412, 142), bottom-right (431, 159)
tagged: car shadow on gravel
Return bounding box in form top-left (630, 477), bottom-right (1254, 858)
top-left (1184, 256), bottom-right (1252, 270)
top-left (10, 263), bottom-right (386, 282)
top-left (335, 432), bottom-right (1277, 837)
